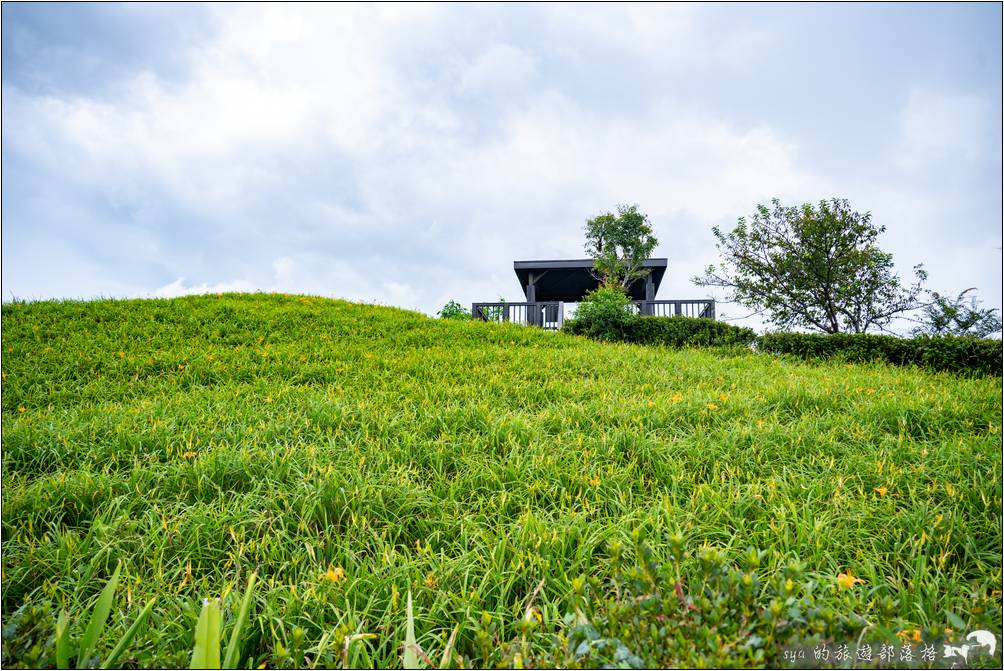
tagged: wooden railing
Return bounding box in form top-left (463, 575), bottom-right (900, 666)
top-left (472, 299), bottom-right (715, 329)
top-left (632, 300), bottom-right (715, 319)
top-left (471, 302), bottom-right (564, 330)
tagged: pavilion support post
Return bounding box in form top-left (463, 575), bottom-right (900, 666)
top-left (644, 277), bottom-right (655, 316)
top-left (526, 274), bottom-right (538, 326)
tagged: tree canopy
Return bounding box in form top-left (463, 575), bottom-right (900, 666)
top-left (583, 205), bottom-right (658, 290)
top-left (694, 198), bottom-right (926, 334)
top-left (911, 288), bottom-right (1002, 338)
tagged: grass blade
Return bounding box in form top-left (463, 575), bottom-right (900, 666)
top-left (101, 598), bottom-right (156, 669)
top-left (403, 590), bottom-right (421, 669)
top-left (190, 597), bottom-right (222, 669)
top-left (55, 610), bottom-right (70, 670)
top-left (222, 573), bottom-right (257, 669)
top-left (77, 561), bottom-right (122, 668)
top-left (438, 625), bottom-right (458, 669)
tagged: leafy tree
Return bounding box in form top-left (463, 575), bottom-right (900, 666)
top-left (694, 198), bottom-right (927, 334)
top-left (911, 288), bottom-right (1002, 338)
top-left (584, 205), bottom-right (659, 289)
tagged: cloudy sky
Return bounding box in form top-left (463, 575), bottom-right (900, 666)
top-left (3, 3), bottom-right (1001, 328)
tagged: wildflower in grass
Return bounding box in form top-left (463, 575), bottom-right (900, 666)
top-left (183, 451), bottom-right (197, 459)
top-left (874, 486), bottom-right (888, 497)
top-left (897, 629), bottom-right (922, 642)
top-left (424, 572), bottom-right (438, 589)
top-left (647, 401), bottom-right (656, 408)
top-left (719, 393), bottom-right (729, 401)
top-left (178, 364), bottom-right (185, 370)
top-left (756, 419), bottom-right (765, 428)
top-left (323, 566), bottom-right (345, 583)
top-left (588, 476), bottom-right (601, 487)
top-left (707, 402), bottom-right (718, 410)
top-left (836, 569), bottom-right (864, 590)
top-left (17, 406), bottom-right (26, 413)
top-left (671, 392), bottom-right (683, 402)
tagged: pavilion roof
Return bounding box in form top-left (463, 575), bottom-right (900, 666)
top-left (513, 258), bottom-right (667, 302)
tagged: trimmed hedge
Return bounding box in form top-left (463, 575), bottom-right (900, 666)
top-left (629, 316), bottom-right (757, 348)
top-left (564, 315), bottom-right (757, 348)
top-left (757, 331), bottom-right (1002, 376)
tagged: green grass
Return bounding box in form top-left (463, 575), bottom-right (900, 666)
top-left (1, 293), bottom-right (1001, 667)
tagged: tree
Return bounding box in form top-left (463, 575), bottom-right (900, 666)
top-left (694, 198), bottom-right (927, 334)
top-left (584, 205), bottom-right (658, 290)
top-left (437, 300), bottom-right (471, 320)
top-left (911, 288), bottom-right (1002, 338)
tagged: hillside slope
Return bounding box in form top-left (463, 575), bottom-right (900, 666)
top-left (2, 294), bottom-right (1001, 667)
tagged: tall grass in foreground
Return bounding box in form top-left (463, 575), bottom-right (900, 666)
top-left (1, 294), bottom-right (1001, 667)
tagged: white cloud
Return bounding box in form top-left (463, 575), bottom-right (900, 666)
top-left (896, 89), bottom-right (993, 170)
top-left (151, 277), bottom-right (259, 298)
top-left (458, 44), bottom-right (537, 96)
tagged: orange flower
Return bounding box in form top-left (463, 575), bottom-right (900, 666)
top-left (719, 393), bottom-right (729, 401)
top-left (424, 572), bottom-right (438, 589)
top-left (588, 476), bottom-right (601, 487)
top-left (874, 486), bottom-right (888, 497)
top-left (671, 392), bottom-right (683, 403)
top-left (707, 403), bottom-right (718, 410)
top-left (836, 569), bottom-right (864, 590)
top-left (323, 566), bottom-right (345, 583)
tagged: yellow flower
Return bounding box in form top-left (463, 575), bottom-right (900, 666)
top-left (836, 569), bottom-right (864, 590)
top-left (588, 477), bottom-right (601, 487)
top-left (424, 572), bottom-right (438, 589)
top-left (647, 401), bottom-right (656, 408)
top-left (707, 403), bottom-right (718, 410)
top-left (671, 392), bottom-right (683, 402)
top-left (17, 406), bottom-right (26, 413)
top-left (323, 566), bottom-right (346, 583)
top-left (183, 451), bottom-right (197, 459)
top-left (755, 419), bottom-right (765, 428)
top-left (874, 486), bottom-right (888, 497)
top-left (719, 393), bottom-right (729, 401)
top-left (897, 629), bottom-right (922, 642)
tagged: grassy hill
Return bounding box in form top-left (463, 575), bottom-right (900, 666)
top-left (2, 294), bottom-right (1001, 668)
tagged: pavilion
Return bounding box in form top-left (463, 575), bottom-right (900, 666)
top-left (472, 258), bottom-right (715, 329)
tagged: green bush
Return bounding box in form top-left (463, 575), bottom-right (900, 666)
top-left (564, 306), bottom-right (755, 350)
top-left (437, 300), bottom-right (471, 320)
top-left (629, 316), bottom-right (756, 348)
top-left (757, 331), bottom-right (1002, 376)
top-left (563, 287), bottom-right (638, 341)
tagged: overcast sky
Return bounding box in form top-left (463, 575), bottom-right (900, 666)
top-left (3, 3), bottom-right (1001, 329)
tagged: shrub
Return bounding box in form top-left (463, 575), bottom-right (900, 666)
top-left (629, 316), bottom-right (756, 348)
top-left (757, 331), bottom-right (1002, 376)
top-left (437, 300), bottom-right (471, 320)
top-left (563, 287), bottom-right (638, 341)
top-left (565, 308), bottom-right (755, 350)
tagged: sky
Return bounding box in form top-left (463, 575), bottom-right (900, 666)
top-left (2, 2), bottom-right (1002, 330)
